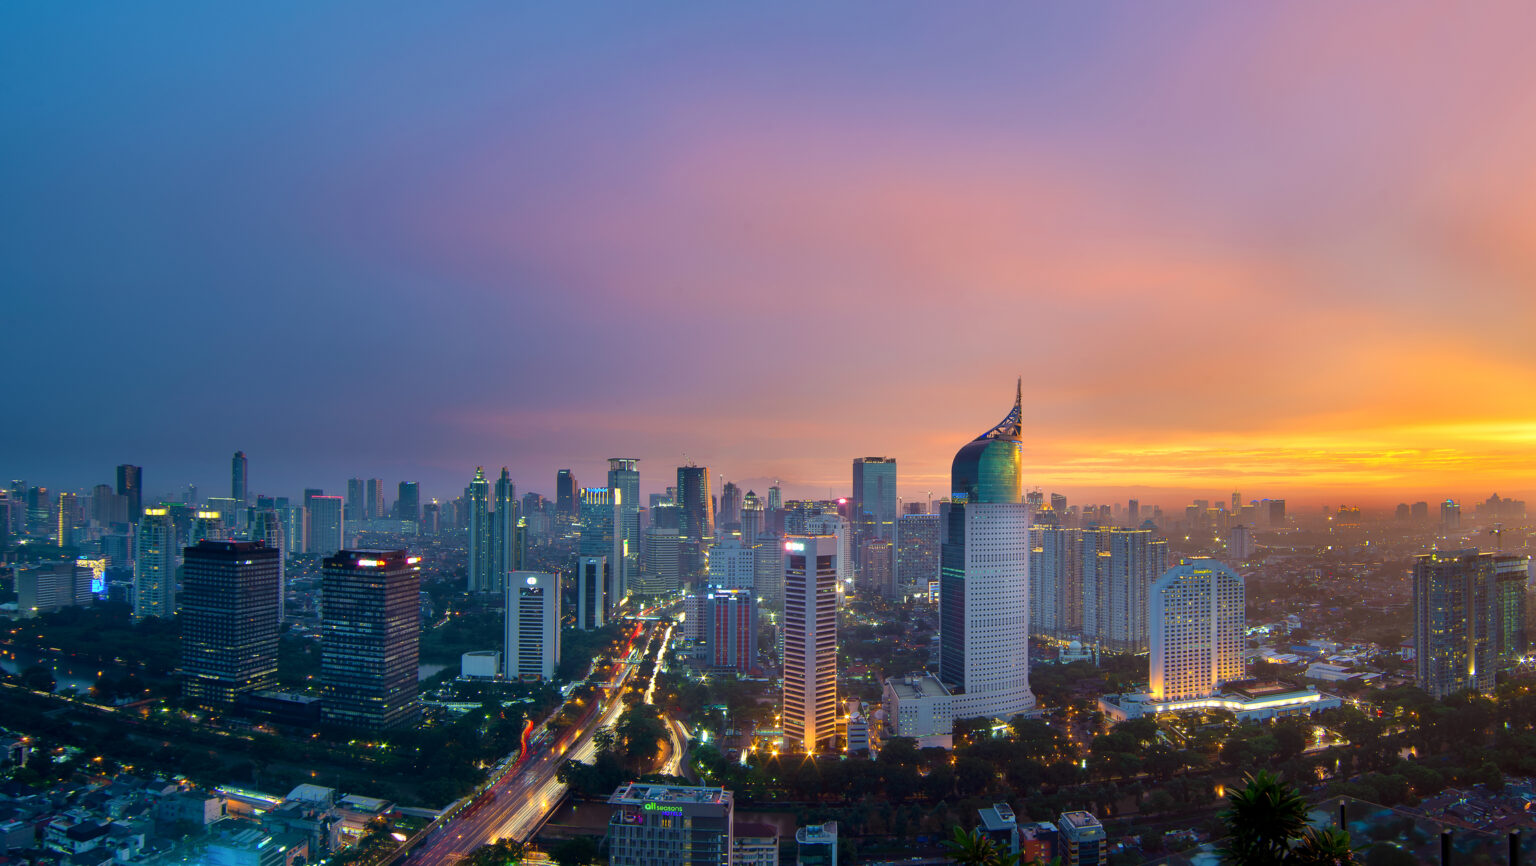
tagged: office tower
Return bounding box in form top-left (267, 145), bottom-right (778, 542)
top-left (1441, 499), bottom-right (1462, 532)
top-left (608, 458), bottom-right (641, 572)
top-left (192, 509), bottom-right (227, 544)
top-left (466, 467), bottom-right (493, 592)
top-left (396, 481), bottom-right (421, 524)
top-left (703, 587), bottom-right (758, 672)
top-left (861, 539), bottom-right (895, 599)
top-left (895, 513), bottom-right (940, 597)
top-left (90, 483), bottom-right (125, 525)
top-left (741, 491), bottom-right (765, 541)
top-left (1079, 527), bottom-right (1167, 653)
top-left (281, 502), bottom-right (306, 558)
top-left (17, 562), bottom-right (90, 617)
top-left (555, 469), bottom-right (578, 519)
top-left (1149, 558), bottom-right (1244, 701)
top-left (117, 464), bottom-right (143, 522)
top-left (1266, 499), bottom-right (1286, 526)
top-left (677, 465), bottom-right (714, 584)
top-left (1056, 812), bottom-right (1107, 866)
top-left (751, 534), bottom-right (783, 611)
top-left (306, 495), bottom-right (345, 556)
top-left (365, 478), bottom-right (383, 519)
top-left (707, 538), bottom-right (755, 590)
top-left (767, 485), bottom-right (782, 512)
top-left (796, 823), bottom-right (838, 866)
top-left (1395, 503), bottom-right (1411, 521)
top-left (505, 572), bottom-right (560, 680)
top-left (852, 457), bottom-right (898, 544)
top-left (1228, 525), bottom-right (1256, 561)
top-left (1030, 526), bottom-right (1080, 639)
top-left (607, 783), bottom-right (733, 866)
top-left (642, 527), bottom-right (681, 595)
top-left (491, 468), bottom-right (519, 593)
top-left (54, 491), bottom-right (75, 547)
top-left (231, 451), bottom-right (248, 503)
top-left (719, 480), bottom-right (743, 530)
top-left (250, 508), bottom-right (287, 620)
top-left (578, 487), bottom-right (623, 599)
top-left (1050, 493), bottom-right (1067, 516)
top-left (577, 555), bottom-right (608, 630)
top-left (421, 501), bottom-right (440, 535)
top-left (1411, 501), bottom-right (1429, 521)
top-left (783, 534), bottom-right (838, 753)
top-left (320, 549), bottom-right (421, 728)
top-left (939, 383), bottom-right (1035, 720)
top-left (134, 507), bottom-right (178, 620)
top-left (1127, 499), bottom-right (1140, 524)
top-left (180, 540), bottom-right (280, 710)
top-left (346, 479), bottom-right (365, 521)
top-left (1414, 550), bottom-right (1530, 698)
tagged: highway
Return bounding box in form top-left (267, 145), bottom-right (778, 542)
top-left (403, 620), bottom-right (666, 866)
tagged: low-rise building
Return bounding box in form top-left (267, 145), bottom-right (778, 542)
top-left (881, 673), bottom-right (953, 747)
top-left (607, 783), bottom-right (733, 866)
top-left (733, 821), bottom-right (779, 866)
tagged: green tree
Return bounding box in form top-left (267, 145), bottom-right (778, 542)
top-left (1221, 771), bottom-right (1309, 865)
top-left (941, 826), bottom-right (1018, 866)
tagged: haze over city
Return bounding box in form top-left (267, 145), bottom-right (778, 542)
top-left (7, 4), bottom-right (1536, 507)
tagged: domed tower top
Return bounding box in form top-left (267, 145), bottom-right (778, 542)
top-left (950, 379), bottom-right (1024, 504)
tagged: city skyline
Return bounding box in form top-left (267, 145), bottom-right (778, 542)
top-left (6, 5), bottom-right (1536, 506)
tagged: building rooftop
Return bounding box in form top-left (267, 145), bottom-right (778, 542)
top-left (796, 822), bottom-right (838, 844)
top-left (609, 783), bottom-right (729, 806)
top-left (1059, 811), bottom-right (1102, 830)
top-left (978, 803), bottom-right (1017, 832)
top-left (887, 673), bottom-right (951, 700)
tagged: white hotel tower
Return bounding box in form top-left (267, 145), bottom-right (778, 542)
top-left (1149, 558), bottom-right (1245, 701)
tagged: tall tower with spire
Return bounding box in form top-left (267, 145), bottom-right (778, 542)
top-left (938, 381), bottom-right (1035, 720)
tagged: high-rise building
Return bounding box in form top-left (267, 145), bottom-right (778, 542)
top-left (1030, 526), bottom-right (1081, 639)
top-left (491, 468), bottom-right (520, 593)
top-left (396, 481), bottom-right (421, 525)
top-left (718, 481), bottom-right (743, 532)
top-left (467, 467), bottom-right (493, 592)
top-left (1441, 499), bottom-right (1462, 532)
top-left (231, 451), bottom-right (248, 503)
top-left (896, 513), bottom-right (940, 597)
top-left (741, 491), bottom-right (765, 542)
top-left (346, 479), bottom-right (365, 522)
top-left (783, 534), bottom-right (838, 753)
top-left (134, 507), bottom-right (178, 620)
top-left (707, 538), bottom-right (756, 590)
top-left (181, 540), bottom-right (280, 710)
top-left (1228, 525), bottom-right (1256, 561)
top-left (250, 508), bottom-right (287, 620)
top-left (1149, 558), bottom-right (1244, 702)
top-left (306, 496), bottom-right (345, 557)
top-left (505, 571), bottom-right (560, 680)
top-left (1079, 527), bottom-right (1168, 653)
top-left (282, 502), bottom-right (306, 558)
top-left (939, 383), bottom-right (1034, 720)
top-left (116, 464), bottom-right (143, 523)
top-left (1056, 812), bottom-right (1107, 866)
top-left (703, 587), bottom-right (758, 673)
top-left (556, 469), bottom-right (579, 519)
top-left (320, 549), bottom-right (421, 729)
top-left (577, 555), bottom-right (608, 630)
top-left (677, 465), bottom-right (714, 584)
top-left (608, 458), bottom-right (641, 577)
top-left (364, 478), bottom-right (385, 519)
top-left (861, 539), bottom-right (895, 599)
top-left (767, 485), bottom-right (782, 512)
top-left (1414, 550), bottom-right (1529, 699)
top-left (54, 491), bottom-right (75, 548)
top-left (607, 783), bottom-right (733, 866)
top-left (852, 457), bottom-right (898, 545)
top-left (193, 510), bottom-right (227, 544)
top-left (642, 526), bottom-right (681, 596)
top-left (17, 561), bottom-right (90, 617)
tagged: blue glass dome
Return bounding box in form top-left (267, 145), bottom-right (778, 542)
top-left (950, 382), bottom-right (1023, 504)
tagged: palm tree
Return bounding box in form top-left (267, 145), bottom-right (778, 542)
top-left (1288, 827), bottom-right (1356, 865)
top-left (941, 826), bottom-right (1017, 866)
top-left (1221, 770), bottom-right (1309, 865)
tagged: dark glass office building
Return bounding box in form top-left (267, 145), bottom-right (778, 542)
top-left (181, 540), bottom-right (280, 710)
top-left (321, 549), bottom-right (422, 729)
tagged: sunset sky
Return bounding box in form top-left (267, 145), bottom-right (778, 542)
top-left (5, 4), bottom-right (1536, 509)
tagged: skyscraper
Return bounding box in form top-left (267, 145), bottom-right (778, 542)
top-left (741, 491), bottom-right (765, 541)
top-left (783, 534), bottom-right (838, 753)
top-left (365, 478), bottom-right (385, 519)
top-left (116, 464), bottom-right (143, 522)
top-left (231, 451), bottom-right (248, 503)
top-left (577, 556), bottom-right (608, 630)
top-left (896, 513), bottom-right (941, 597)
top-left (321, 549), bottom-right (421, 729)
top-left (396, 481), bottom-right (421, 525)
top-left (1441, 499), bottom-right (1462, 532)
top-left (703, 587), bottom-right (758, 673)
top-left (1414, 550), bottom-right (1529, 699)
top-left (852, 457), bottom-right (898, 543)
top-left (767, 485), bottom-right (782, 512)
top-left (706, 538), bottom-right (756, 590)
top-left (1080, 527), bottom-right (1168, 653)
top-left (505, 571), bottom-right (560, 680)
top-left (193, 510), bottom-right (227, 544)
top-left (180, 540), bottom-right (280, 710)
top-left (306, 495), bottom-right (344, 556)
top-left (1029, 526), bottom-right (1081, 640)
top-left (346, 478), bottom-right (365, 522)
top-left (939, 382), bottom-right (1034, 720)
top-left (54, 491), bottom-right (75, 548)
top-left (719, 480), bottom-right (743, 530)
top-left (250, 508), bottom-right (287, 620)
top-left (677, 465), bottom-right (714, 584)
top-left (1149, 558), bottom-right (1244, 702)
top-left (555, 469), bottom-right (579, 519)
top-left (467, 467), bottom-right (492, 592)
top-left (491, 468), bottom-right (519, 592)
top-left (134, 507), bottom-right (177, 620)
top-left (608, 458), bottom-right (641, 580)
